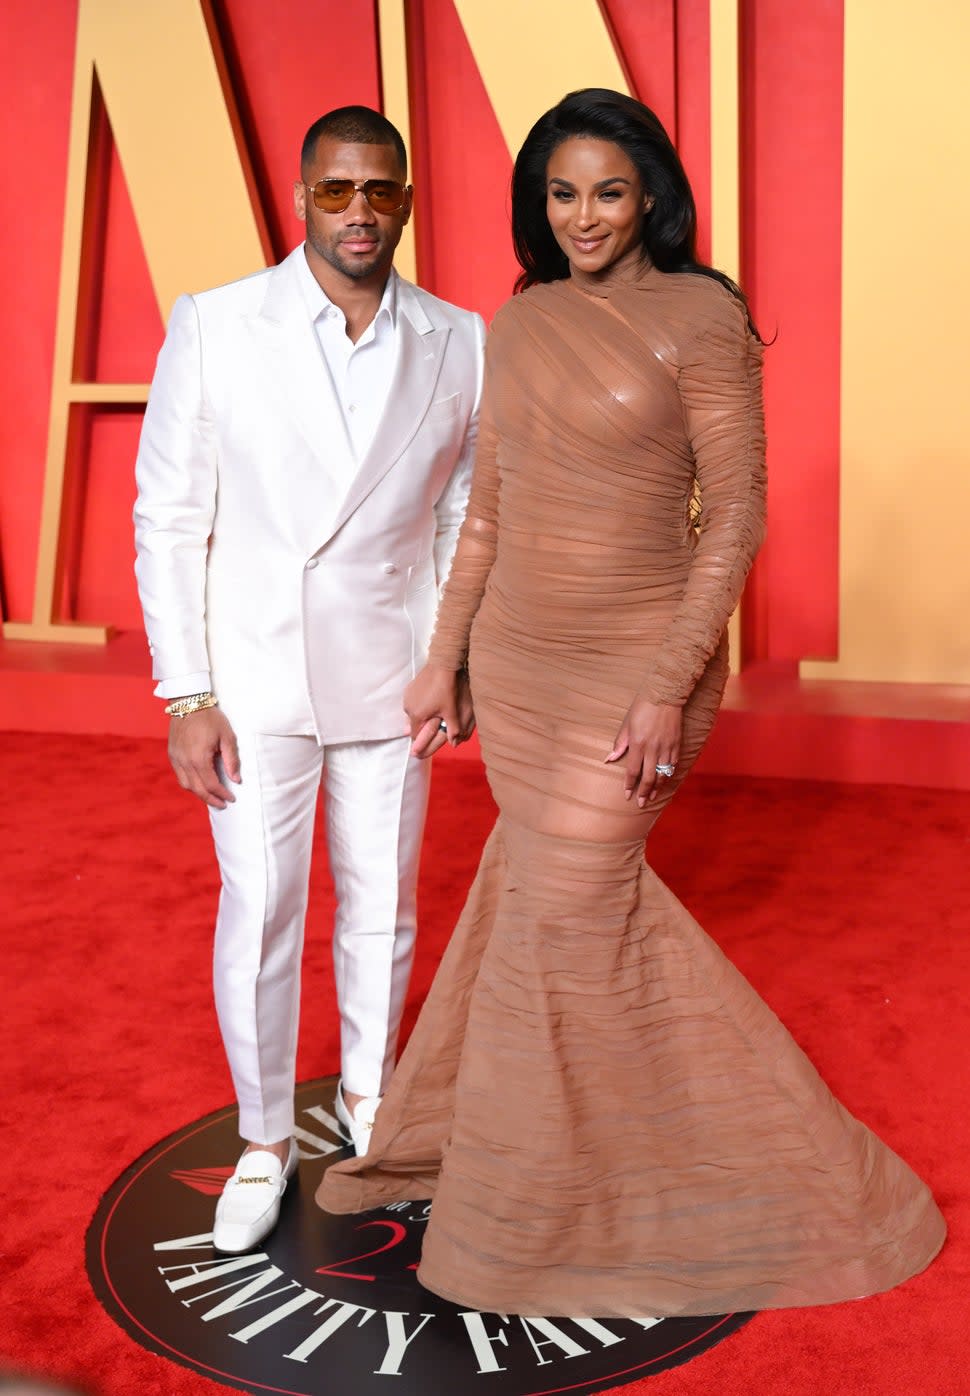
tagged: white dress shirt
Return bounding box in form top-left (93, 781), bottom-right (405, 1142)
top-left (157, 248), bottom-right (402, 700)
top-left (295, 245), bottom-right (399, 467)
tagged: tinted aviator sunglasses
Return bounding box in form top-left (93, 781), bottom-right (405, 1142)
top-left (305, 178), bottom-right (409, 214)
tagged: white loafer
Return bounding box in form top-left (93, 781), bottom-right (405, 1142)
top-left (334, 1081), bottom-right (381, 1157)
top-left (212, 1138), bottom-right (299, 1254)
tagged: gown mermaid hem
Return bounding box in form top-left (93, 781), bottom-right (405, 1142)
top-left (318, 820), bottom-right (946, 1319)
top-left (409, 1212), bottom-right (946, 1320)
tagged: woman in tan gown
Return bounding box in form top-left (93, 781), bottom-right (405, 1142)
top-left (319, 89), bottom-right (944, 1318)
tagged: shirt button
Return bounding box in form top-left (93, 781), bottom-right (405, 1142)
top-left (383, 563), bottom-right (397, 574)
top-left (348, 403), bottom-right (356, 414)
top-left (305, 558), bottom-right (319, 570)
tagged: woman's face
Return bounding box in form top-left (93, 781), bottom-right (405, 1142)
top-left (545, 137), bottom-right (653, 276)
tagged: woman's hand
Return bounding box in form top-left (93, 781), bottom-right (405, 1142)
top-left (606, 696), bottom-right (682, 806)
top-left (404, 665), bottom-right (475, 759)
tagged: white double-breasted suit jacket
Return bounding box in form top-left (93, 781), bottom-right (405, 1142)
top-left (134, 246), bottom-right (485, 740)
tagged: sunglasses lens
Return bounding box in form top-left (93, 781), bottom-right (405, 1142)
top-left (364, 181), bottom-right (405, 213)
top-left (312, 180), bottom-right (354, 210)
top-left (310, 180), bottom-right (406, 213)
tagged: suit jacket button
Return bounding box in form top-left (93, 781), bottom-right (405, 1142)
top-left (305, 558), bottom-right (319, 570)
top-left (383, 562), bottom-right (397, 574)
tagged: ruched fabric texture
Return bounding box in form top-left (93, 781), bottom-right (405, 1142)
top-left (319, 263), bottom-right (945, 1317)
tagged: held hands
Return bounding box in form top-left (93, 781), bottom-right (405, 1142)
top-left (606, 695), bottom-right (682, 807)
top-left (404, 665), bottom-right (476, 759)
top-left (168, 707), bottom-right (241, 809)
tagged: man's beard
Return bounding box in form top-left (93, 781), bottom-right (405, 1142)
top-left (311, 234), bottom-right (384, 280)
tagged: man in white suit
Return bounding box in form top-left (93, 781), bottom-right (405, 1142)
top-left (134, 107), bottom-right (483, 1252)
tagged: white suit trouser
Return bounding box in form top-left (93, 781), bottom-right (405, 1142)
top-left (208, 731), bottom-right (431, 1144)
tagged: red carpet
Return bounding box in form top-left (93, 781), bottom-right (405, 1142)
top-left (2, 731), bottom-right (967, 1395)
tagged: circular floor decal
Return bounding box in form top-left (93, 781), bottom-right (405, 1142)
top-left (87, 1076), bottom-right (752, 1394)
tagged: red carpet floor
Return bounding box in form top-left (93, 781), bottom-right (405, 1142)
top-left (2, 731), bottom-right (967, 1395)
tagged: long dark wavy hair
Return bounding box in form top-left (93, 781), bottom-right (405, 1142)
top-left (512, 88), bottom-right (758, 335)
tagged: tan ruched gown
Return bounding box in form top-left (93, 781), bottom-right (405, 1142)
top-left (318, 259), bottom-right (945, 1318)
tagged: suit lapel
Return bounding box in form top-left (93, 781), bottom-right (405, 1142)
top-left (326, 289), bottom-right (449, 539)
top-left (249, 249), bottom-right (355, 501)
top-left (248, 257), bottom-right (449, 549)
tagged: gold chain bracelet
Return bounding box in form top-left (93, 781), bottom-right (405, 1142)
top-left (164, 692), bottom-right (219, 718)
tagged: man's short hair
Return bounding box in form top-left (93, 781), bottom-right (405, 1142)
top-left (301, 107), bottom-right (407, 178)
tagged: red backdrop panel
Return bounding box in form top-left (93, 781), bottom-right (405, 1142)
top-left (742, 0), bottom-right (843, 663)
top-left (406, 0), bottom-right (519, 317)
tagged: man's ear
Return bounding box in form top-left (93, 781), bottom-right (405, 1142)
top-left (293, 179), bottom-right (308, 222)
top-left (401, 184), bottom-right (415, 227)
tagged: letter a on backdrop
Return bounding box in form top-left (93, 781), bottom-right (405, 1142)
top-left (6, 0), bottom-right (270, 644)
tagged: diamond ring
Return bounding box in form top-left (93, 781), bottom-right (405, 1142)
top-left (438, 721), bottom-right (448, 734)
top-left (655, 763), bottom-right (676, 778)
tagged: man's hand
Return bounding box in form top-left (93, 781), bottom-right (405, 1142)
top-left (405, 665), bottom-right (476, 759)
top-left (168, 707), bottom-right (241, 809)
top-left (605, 696), bottom-right (682, 807)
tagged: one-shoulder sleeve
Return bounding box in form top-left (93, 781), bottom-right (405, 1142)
top-left (426, 336), bottom-right (501, 670)
top-left (638, 290), bottom-right (766, 706)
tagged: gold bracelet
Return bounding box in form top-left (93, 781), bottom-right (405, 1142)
top-left (164, 692), bottom-right (219, 718)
